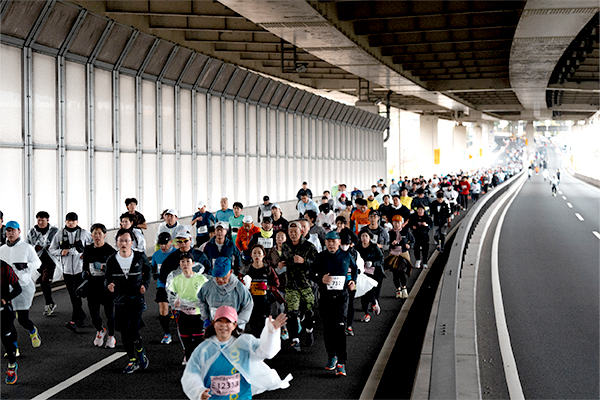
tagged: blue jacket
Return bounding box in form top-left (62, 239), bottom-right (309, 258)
top-left (202, 237), bottom-right (242, 276)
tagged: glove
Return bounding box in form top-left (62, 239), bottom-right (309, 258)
top-left (243, 275), bottom-right (252, 290)
top-left (203, 318), bottom-right (211, 329)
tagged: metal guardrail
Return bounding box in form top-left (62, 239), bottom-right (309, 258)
top-left (429, 169), bottom-right (526, 399)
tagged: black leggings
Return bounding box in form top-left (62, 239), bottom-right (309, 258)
top-left (392, 268), bottom-right (408, 289)
top-left (64, 273), bottom-right (86, 323)
top-left (176, 312), bottom-right (203, 360)
top-left (1, 309), bottom-right (18, 364)
top-left (15, 309), bottom-right (35, 333)
top-left (414, 238), bottom-right (430, 262)
top-left (88, 285), bottom-right (115, 336)
top-left (115, 302), bottom-right (145, 359)
top-left (346, 290), bottom-right (356, 328)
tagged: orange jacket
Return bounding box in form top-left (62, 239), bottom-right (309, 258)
top-left (235, 224), bottom-right (260, 252)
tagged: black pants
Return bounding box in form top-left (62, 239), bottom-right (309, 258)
top-left (1, 308), bottom-right (18, 364)
top-left (414, 237), bottom-right (430, 261)
top-left (392, 268), bottom-right (408, 289)
top-left (38, 252), bottom-right (55, 305)
top-left (64, 273), bottom-right (86, 324)
top-left (88, 283), bottom-right (115, 336)
top-left (320, 292), bottom-right (348, 364)
top-left (176, 312), bottom-right (203, 359)
top-left (346, 290), bottom-right (356, 328)
top-left (433, 224), bottom-right (447, 250)
top-left (458, 193), bottom-right (469, 209)
top-left (360, 275), bottom-right (383, 313)
top-left (115, 301), bottom-right (145, 359)
top-left (249, 295), bottom-right (270, 338)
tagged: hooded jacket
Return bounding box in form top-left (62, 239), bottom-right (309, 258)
top-left (197, 274), bottom-right (253, 329)
top-left (0, 239), bottom-right (41, 310)
top-left (49, 227), bottom-right (92, 275)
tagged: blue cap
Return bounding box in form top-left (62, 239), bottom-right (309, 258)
top-left (5, 221), bottom-right (19, 230)
top-left (212, 257), bottom-right (231, 277)
top-left (325, 231), bottom-right (340, 240)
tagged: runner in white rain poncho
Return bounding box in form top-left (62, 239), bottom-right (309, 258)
top-left (167, 251), bottom-right (209, 363)
top-left (181, 305), bottom-right (292, 400)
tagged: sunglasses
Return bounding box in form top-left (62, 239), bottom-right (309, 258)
top-left (176, 239), bottom-right (190, 244)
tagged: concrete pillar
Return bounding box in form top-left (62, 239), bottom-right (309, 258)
top-left (420, 115), bottom-right (438, 178)
top-left (473, 123), bottom-right (483, 158)
top-left (525, 121), bottom-right (535, 162)
top-left (480, 122), bottom-right (490, 154)
top-left (453, 124), bottom-right (467, 170)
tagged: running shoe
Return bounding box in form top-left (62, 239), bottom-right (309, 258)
top-left (65, 321), bottom-right (77, 332)
top-left (436, 245), bottom-right (442, 252)
top-left (94, 328), bottom-right (106, 347)
top-left (161, 334), bottom-right (172, 344)
top-left (182, 357), bottom-right (187, 366)
top-left (336, 364), bottom-right (347, 376)
top-left (401, 288), bottom-right (409, 299)
top-left (396, 288), bottom-right (402, 299)
top-left (415, 260), bottom-right (421, 269)
top-left (3, 348), bottom-right (19, 359)
top-left (423, 264), bottom-right (428, 269)
top-left (30, 327), bottom-right (41, 348)
top-left (137, 347), bottom-right (149, 370)
top-left (305, 329), bottom-right (314, 347)
top-left (123, 359), bottom-right (139, 374)
top-left (280, 327), bottom-right (289, 341)
top-left (361, 314), bottom-right (371, 323)
top-left (290, 340), bottom-right (301, 352)
top-left (105, 336), bottom-right (116, 349)
top-left (325, 356), bottom-right (338, 370)
top-left (345, 327), bottom-right (354, 336)
top-left (5, 363), bottom-right (17, 385)
top-left (372, 301), bottom-right (381, 315)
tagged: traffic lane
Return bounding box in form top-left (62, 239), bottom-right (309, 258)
top-left (498, 171), bottom-right (599, 398)
top-left (2, 269), bottom-right (424, 400)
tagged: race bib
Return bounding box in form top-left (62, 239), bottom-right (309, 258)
top-left (326, 275), bottom-right (345, 291)
top-left (364, 261), bottom-right (375, 275)
top-left (90, 262), bottom-right (106, 277)
top-left (250, 280), bottom-right (268, 296)
top-left (371, 234), bottom-right (379, 244)
top-left (232, 227), bottom-right (239, 233)
top-left (197, 226), bottom-right (208, 235)
top-left (257, 237), bottom-right (273, 248)
top-left (210, 373), bottom-right (241, 396)
top-left (157, 263), bottom-right (162, 273)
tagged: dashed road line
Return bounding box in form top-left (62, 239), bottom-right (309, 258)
top-left (575, 213), bottom-right (584, 221)
top-left (593, 231), bottom-right (600, 240)
top-left (562, 196), bottom-right (567, 200)
top-left (558, 191), bottom-right (562, 195)
top-left (566, 203), bottom-right (573, 208)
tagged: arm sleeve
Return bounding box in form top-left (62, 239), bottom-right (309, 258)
top-left (255, 317), bottom-right (282, 360)
top-left (181, 354), bottom-right (208, 400)
top-left (236, 286), bottom-right (254, 329)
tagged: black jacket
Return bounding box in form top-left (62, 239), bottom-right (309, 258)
top-left (430, 200), bottom-right (451, 226)
top-left (105, 251), bottom-right (151, 305)
top-left (311, 249), bottom-right (357, 295)
top-left (408, 213), bottom-right (433, 238)
top-left (356, 242), bottom-right (385, 279)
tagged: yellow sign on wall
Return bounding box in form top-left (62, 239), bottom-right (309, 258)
top-left (479, 148), bottom-right (483, 157)
top-left (434, 148), bottom-right (440, 164)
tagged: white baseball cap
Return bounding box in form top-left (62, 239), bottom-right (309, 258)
top-left (242, 215), bottom-right (253, 224)
top-left (165, 209), bottom-right (178, 217)
top-left (197, 201), bottom-right (206, 208)
top-left (215, 221), bottom-right (228, 229)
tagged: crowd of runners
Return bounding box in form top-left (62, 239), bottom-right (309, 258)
top-left (1, 160), bottom-right (520, 396)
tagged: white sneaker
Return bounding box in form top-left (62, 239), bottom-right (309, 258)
top-left (415, 260), bottom-right (421, 269)
top-left (422, 264), bottom-right (428, 269)
top-left (372, 300), bottom-right (381, 315)
top-left (182, 357), bottom-right (187, 366)
top-left (105, 336), bottom-right (116, 349)
top-left (401, 288), bottom-right (409, 299)
top-left (396, 288), bottom-right (402, 298)
top-left (94, 328), bottom-right (106, 347)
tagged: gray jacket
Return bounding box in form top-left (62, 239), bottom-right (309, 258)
top-left (197, 274), bottom-right (253, 329)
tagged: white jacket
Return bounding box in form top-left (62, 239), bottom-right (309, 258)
top-left (181, 318), bottom-right (292, 400)
top-left (49, 227), bottom-right (92, 275)
top-left (0, 240), bottom-right (41, 310)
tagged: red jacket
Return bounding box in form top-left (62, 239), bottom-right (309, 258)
top-left (459, 181), bottom-right (471, 195)
top-left (235, 224), bottom-right (260, 252)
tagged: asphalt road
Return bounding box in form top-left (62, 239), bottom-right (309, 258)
top-left (494, 143), bottom-right (599, 399)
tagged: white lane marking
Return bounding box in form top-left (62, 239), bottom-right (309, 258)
top-left (593, 231), bottom-right (600, 240)
top-left (575, 213), bottom-right (584, 221)
top-left (567, 203), bottom-right (573, 208)
top-left (491, 179), bottom-right (526, 400)
top-left (31, 352), bottom-right (127, 400)
top-left (562, 196), bottom-right (567, 200)
top-left (558, 191), bottom-right (562, 195)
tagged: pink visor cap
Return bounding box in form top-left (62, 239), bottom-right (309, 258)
top-left (213, 305), bottom-right (238, 323)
